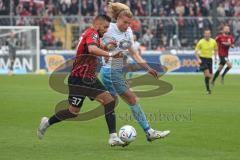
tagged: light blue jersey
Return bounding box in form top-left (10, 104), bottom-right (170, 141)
top-left (102, 23), bottom-right (134, 70)
top-left (100, 23), bottom-right (151, 133)
top-left (100, 23), bottom-right (134, 96)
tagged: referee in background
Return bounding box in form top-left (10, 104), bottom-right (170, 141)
top-left (195, 29), bottom-right (218, 94)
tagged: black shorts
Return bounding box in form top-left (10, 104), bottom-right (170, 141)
top-left (9, 52), bottom-right (16, 61)
top-left (68, 76), bottom-right (107, 108)
top-left (219, 56), bottom-right (229, 66)
top-left (199, 57), bottom-right (212, 73)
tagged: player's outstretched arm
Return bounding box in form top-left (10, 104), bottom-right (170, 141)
top-left (195, 41), bottom-right (202, 64)
top-left (88, 45), bottom-right (121, 57)
top-left (128, 47), bottom-right (158, 79)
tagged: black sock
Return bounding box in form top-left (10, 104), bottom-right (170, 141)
top-left (49, 109), bottom-right (77, 125)
top-left (9, 61), bottom-right (14, 71)
top-left (205, 77), bottom-right (210, 91)
top-left (212, 70), bottom-right (220, 82)
top-left (222, 67), bottom-right (231, 78)
top-left (104, 101), bottom-right (116, 134)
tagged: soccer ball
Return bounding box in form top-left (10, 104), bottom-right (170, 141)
top-left (119, 125), bottom-right (137, 143)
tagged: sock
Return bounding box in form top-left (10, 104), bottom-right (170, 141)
top-left (110, 133), bottom-right (117, 138)
top-left (222, 67), bottom-right (230, 78)
top-left (48, 109), bottom-right (77, 125)
top-left (129, 103), bottom-right (150, 132)
top-left (205, 77), bottom-right (210, 91)
top-left (212, 70), bottom-right (220, 82)
top-left (9, 61), bottom-right (14, 71)
top-left (104, 101), bottom-right (116, 134)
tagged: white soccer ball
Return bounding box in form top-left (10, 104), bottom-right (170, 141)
top-left (119, 125), bottom-right (137, 143)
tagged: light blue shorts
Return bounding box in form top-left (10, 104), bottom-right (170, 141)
top-left (100, 67), bottom-right (129, 96)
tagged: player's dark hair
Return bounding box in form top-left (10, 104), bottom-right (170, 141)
top-left (223, 24), bottom-right (230, 28)
top-left (203, 28), bottom-right (211, 32)
top-left (94, 14), bottom-right (111, 23)
top-left (204, 28), bottom-right (211, 33)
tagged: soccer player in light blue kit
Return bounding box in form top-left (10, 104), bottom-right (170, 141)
top-left (101, 2), bottom-right (170, 145)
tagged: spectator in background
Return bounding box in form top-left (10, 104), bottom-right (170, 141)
top-left (178, 13), bottom-right (185, 40)
top-left (6, 0), bottom-right (240, 50)
top-left (140, 42), bottom-right (147, 52)
top-left (232, 19), bottom-right (240, 45)
top-left (223, 0), bottom-right (231, 16)
top-left (60, 0), bottom-right (69, 15)
top-left (0, 0), bottom-right (9, 15)
top-left (46, 1), bottom-right (56, 16)
top-left (81, 0), bottom-right (87, 15)
top-left (69, 0), bottom-right (79, 15)
top-left (130, 18), bottom-right (141, 37)
top-left (55, 38), bottom-right (63, 49)
top-left (234, 1), bottom-right (240, 16)
top-left (175, 1), bottom-right (185, 16)
top-left (60, 0), bottom-right (71, 5)
top-left (16, 3), bottom-right (31, 16)
top-left (86, 0), bottom-right (95, 16)
top-left (159, 7), bottom-right (166, 16)
top-left (197, 17), bottom-right (204, 38)
top-left (42, 29), bottom-right (55, 47)
top-left (217, 3), bottom-right (225, 16)
top-left (142, 29), bottom-right (153, 49)
top-left (29, 3), bottom-right (37, 16)
top-left (156, 42), bottom-right (166, 52)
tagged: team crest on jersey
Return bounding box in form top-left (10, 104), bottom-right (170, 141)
top-left (92, 33), bottom-right (99, 41)
top-left (119, 40), bottom-right (131, 50)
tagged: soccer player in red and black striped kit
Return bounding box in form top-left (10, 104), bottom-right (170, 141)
top-left (37, 15), bottom-right (126, 146)
top-left (212, 25), bottom-right (234, 85)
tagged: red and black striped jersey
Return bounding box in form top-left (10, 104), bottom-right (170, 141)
top-left (216, 34), bottom-right (234, 57)
top-left (71, 27), bottom-right (100, 79)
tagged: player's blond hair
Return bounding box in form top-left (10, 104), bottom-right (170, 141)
top-left (108, 2), bottom-right (133, 20)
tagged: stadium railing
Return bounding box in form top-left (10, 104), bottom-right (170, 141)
top-left (0, 16), bottom-right (239, 50)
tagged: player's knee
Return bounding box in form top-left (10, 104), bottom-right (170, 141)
top-left (228, 64), bottom-right (232, 69)
top-left (97, 92), bottom-right (115, 105)
top-left (218, 66), bottom-right (223, 71)
top-left (127, 96), bottom-right (138, 106)
top-left (204, 72), bottom-right (211, 78)
top-left (205, 73), bottom-right (211, 79)
top-left (69, 106), bottom-right (80, 114)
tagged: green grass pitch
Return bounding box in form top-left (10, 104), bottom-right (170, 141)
top-left (0, 75), bottom-right (239, 160)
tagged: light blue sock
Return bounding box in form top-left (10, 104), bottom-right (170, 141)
top-left (129, 103), bottom-right (150, 132)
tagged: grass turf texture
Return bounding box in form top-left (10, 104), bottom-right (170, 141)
top-left (0, 75), bottom-right (239, 160)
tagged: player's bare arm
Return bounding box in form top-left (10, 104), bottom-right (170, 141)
top-left (88, 44), bottom-right (122, 57)
top-left (195, 49), bottom-right (202, 64)
top-left (128, 47), bottom-right (158, 79)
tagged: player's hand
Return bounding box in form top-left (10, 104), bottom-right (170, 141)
top-left (106, 42), bottom-right (117, 51)
top-left (148, 68), bottom-right (158, 79)
top-left (214, 57), bottom-right (217, 64)
top-left (228, 38), bottom-right (231, 44)
top-left (197, 58), bottom-right (202, 65)
top-left (105, 40), bottom-right (117, 51)
top-left (108, 51), bottom-right (124, 58)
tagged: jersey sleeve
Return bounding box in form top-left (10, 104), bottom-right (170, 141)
top-left (215, 36), bottom-right (220, 43)
top-left (230, 36), bottom-right (234, 44)
top-left (214, 40), bottom-right (218, 50)
top-left (86, 31), bottom-right (99, 46)
top-left (128, 27), bottom-right (134, 47)
top-left (195, 40), bottom-right (201, 51)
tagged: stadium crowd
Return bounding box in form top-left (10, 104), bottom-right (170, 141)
top-left (0, 0), bottom-right (240, 49)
